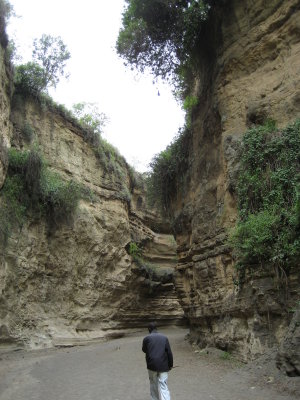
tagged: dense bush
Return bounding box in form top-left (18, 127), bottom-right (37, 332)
top-left (22, 122), bottom-right (35, 143)
top-left (230, 119), bottom-right (300, 271)
top-left (0, 147), bottom-right (82, 244)
top-left (14, 62), bottom-right (48, 97)
top-left (147, 125), bottom-right (191, 215)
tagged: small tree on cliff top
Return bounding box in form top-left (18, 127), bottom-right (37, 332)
top-left (14, 34), bottom-right (70, 95)
top-left (72, 102), bottom-right (109, 136)
top-left (32, 34), bottom-right (70, 89)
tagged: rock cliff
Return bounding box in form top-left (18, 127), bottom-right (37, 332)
top-left (173, 0), bottom-right (300, 361)
top-left (0, 18), bottom-right (12, 188)
top-left (0, 92), bottom-right (184, 348)
top-left (0, 0), bottom-right (299, 366)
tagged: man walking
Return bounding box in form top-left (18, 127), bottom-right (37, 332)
top-left (142, 322), bottom-right (173, 400)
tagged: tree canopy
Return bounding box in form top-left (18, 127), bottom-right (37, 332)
top-left (32, 34), bottom-right (70, 89)
top-left (116, 0), bottom-right (211, 84)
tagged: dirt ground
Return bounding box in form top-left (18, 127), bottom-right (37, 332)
top-left (0, 327), bottom-right (299, 400)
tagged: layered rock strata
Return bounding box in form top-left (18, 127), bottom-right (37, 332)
top-left (0, 94), bottom-right (184, 349)
top-left (0, 27), bottom-right (12, 188)
top-left (173, 0), bottom-right (300, 361)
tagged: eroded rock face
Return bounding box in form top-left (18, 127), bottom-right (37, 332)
top-left (173, 0), bottom-right (300, 360)
top-left (0, 41), bottom-right (12, 188)
top-left (0, 96), bottom-right (184, 349)
top-left (276, 309), bottom-right (300, 376)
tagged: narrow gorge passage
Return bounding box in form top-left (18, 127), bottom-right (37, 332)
top-left (0, 328), bottom-right (299, 400)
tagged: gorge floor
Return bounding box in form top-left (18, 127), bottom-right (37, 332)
top-left (0, 328), bottom-right (299, 400)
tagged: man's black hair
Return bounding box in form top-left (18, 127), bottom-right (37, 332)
top-left (148, 322), bottom-right (157, 333)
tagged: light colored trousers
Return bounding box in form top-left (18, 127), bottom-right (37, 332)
top-left (148, 370), bottom-right (171, 400)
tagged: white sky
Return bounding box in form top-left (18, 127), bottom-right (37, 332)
top-left (7, 0), bottom-right (185, 172)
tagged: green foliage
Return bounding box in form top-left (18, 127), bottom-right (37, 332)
top-left (147, 125), bottom-right (191, 215)
top-left (0, 175), bottom-right (26, 241)
top-left (72, 102), bottom-right (108, 137)
top-left (0, 136), bottom-right (8, 170)
top-left (32, 34), bottom-right (70, 89)
top-left (183, 95), bottom-right (198, 127)
top-left (22, 122), bottom-right (35, 143)
top-left (14, 62), bottom-right (49, 96)
top-left (0, 149), bottom-right (32, 244)
top-left (40, 170), bottom-right (81, 224)
top-left (0, 147), bottom-right (83, 245)
top-left (230, 211), bottom-right (281, 266)
top-left (14, 34), bottom-right (70, 95)
top-left (220, 351), bottom-right (231, 360)
top-left (116, 0), bottom-right (210, 83)
top-left (128, 241), bottom-right (142, 258)
top-left (11, 94), bottom-right (134, 205)
top-left (230, 119), bottom-right (300, 270)
top-left (7, 147), bottom-right (30, 172)
top-left (183, 95), bottom-right (198, 111)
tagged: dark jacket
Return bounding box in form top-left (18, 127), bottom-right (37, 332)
top-left (142, 331), bottom-right (173, 372)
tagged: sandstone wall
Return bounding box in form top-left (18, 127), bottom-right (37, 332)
top-left (0, 31), bottom-right (12, 188)
top-left (174, 0), bottom-right (300, 360)
top-left (0, 95), bottom-right (184, 349)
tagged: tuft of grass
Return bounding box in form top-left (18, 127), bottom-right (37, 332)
top-left (220, 351), bottom-right (231, 360)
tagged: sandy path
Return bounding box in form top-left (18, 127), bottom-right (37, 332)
top-left (0, 328), bottom-right (299, 400)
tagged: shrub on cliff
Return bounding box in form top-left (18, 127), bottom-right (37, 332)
top-left (14, 62), bottom-right (48, 97)
top-left (146, 125), bottom-right (191, 216)
top-left (230, 119), bottom-right (300, 272)
top-left (72, 102), bottom-right (108, 140)
top-left (40, 170), bottom-right (81, 225)
top-left (0, 147), bottom-right (82, 244)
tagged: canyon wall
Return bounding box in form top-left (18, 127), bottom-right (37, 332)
top-left (174, 0), bottom-right (300, 361)
top-left (0, 92), bottom-right (184, 348)
top-left (0, 22), bottom-right (12, 188)
top-left (0, 0), bottom-right (299, 365)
